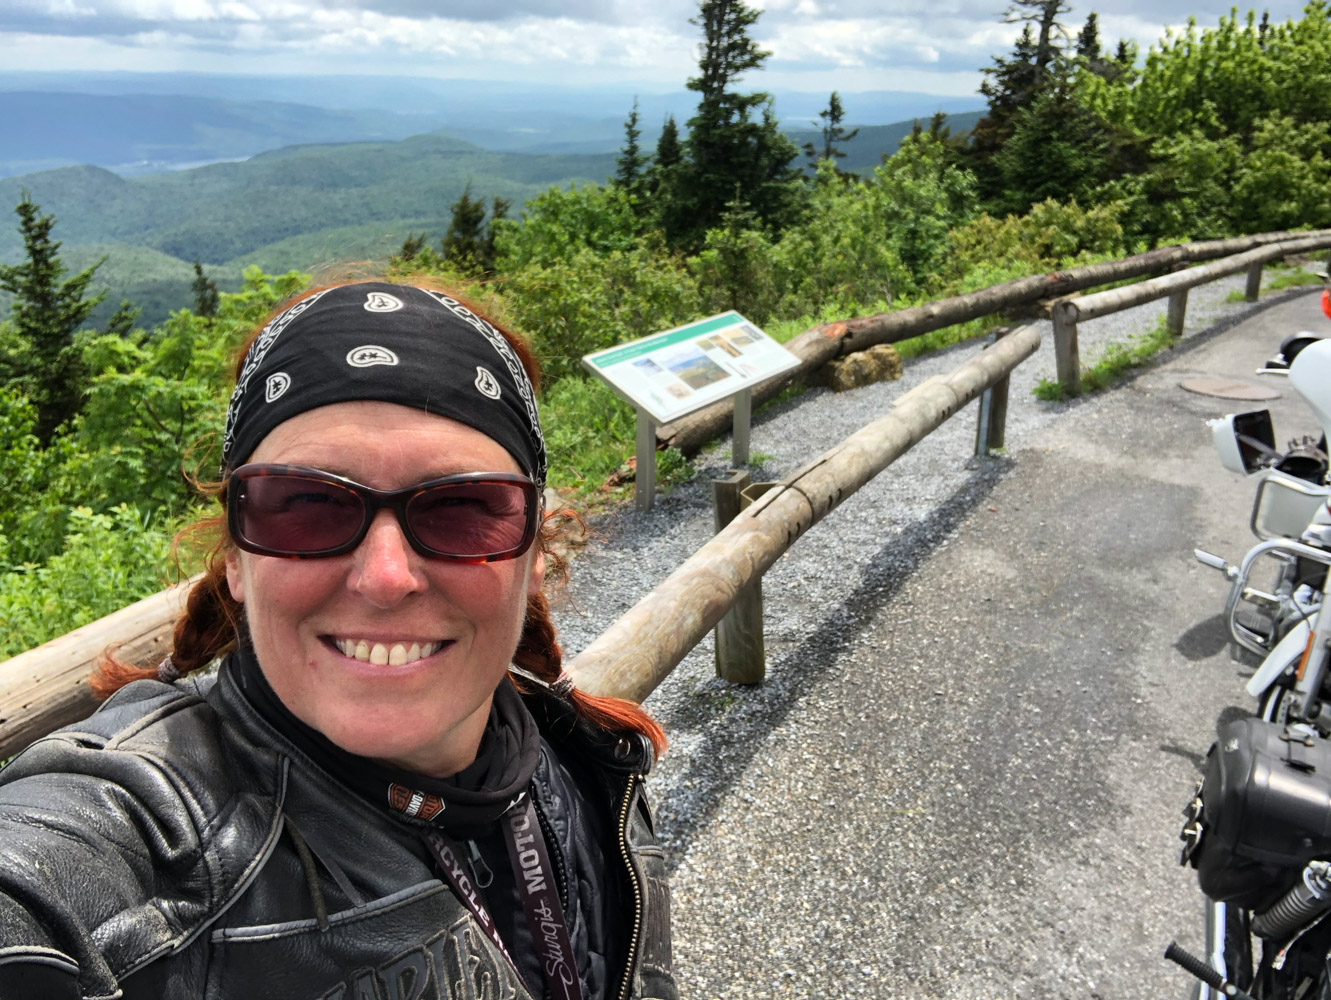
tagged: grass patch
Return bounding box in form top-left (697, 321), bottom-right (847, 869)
top-left (1033, 317), bottom-right (1176, 401)
top-left (1226, 264), bottom-right (1326, 302)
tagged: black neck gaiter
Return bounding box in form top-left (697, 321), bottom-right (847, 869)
top-left (229, 644), bottom-right (540, 839)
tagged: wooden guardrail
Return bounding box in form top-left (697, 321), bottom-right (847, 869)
top-left (658, 228), bottom-right (1331, 455)
top-left (2, 227), bottom-right (1327, 756)
top-left (1050, 233), bottom-right (1331, 393)
top-left (0, 579), bottom-right (194, 757)
top-left (570, 324), bottom-right (1041, 700)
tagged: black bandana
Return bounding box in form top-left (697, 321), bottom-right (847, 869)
top-left (229, 645), bottom-right (542, 839)
top-left (221, 283), bottom-right (546, 486)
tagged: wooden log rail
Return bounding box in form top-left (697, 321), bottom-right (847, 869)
top-left (658, 228), bottom-right (1331, 455)
top-left (1050, 233), bottom-right (1331, 393)
top-left (0, 580), bottom-right (195, 759)
top-left (569, 324), bottom-right (1042, 702)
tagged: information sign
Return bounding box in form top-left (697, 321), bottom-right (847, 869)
top-left (582, 311), bottom-right (801, 425)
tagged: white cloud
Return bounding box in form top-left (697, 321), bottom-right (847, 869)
top-left (0, 0), bottom-right (1320, 97)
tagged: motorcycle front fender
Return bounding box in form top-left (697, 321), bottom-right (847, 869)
top-left (1246, 616), bottom-right (1313, 699)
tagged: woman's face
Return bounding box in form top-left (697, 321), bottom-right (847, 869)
top-left (224, 400), bottom-right (544, 777)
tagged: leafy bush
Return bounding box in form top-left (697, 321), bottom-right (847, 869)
top-left (938, 198), bottom-right (1127, 290)
top-left (0, 504), bottom-right (189, 658)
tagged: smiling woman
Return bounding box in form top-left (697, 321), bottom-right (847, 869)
top-left (0, 281), bottom-right (675, 1000)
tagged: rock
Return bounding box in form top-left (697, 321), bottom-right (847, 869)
top-left (809, 343), bottom-right (903, 392)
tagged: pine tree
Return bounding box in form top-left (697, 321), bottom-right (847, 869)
top-left (441, 184), bottom-right (488, 269)
top-left (479, 196), bottom-right (510, 272)
top-left (1075, 11), bottom-right (1101, 61)
top-left (803, 91), bottom-right (860, 176)
top-left (1005, 0), bottom-right (1072, 88)
top-left (655, 115), bottom-right (682, 171)
top-left (614, 97), bottom-right (650, 203)
top-left (648, 115), bottom-right (682, 199)
top-left (664, 0), bottom-right (801, 247)
top-left (191, 260), bottom-right (218, 318)
top-left (396, 232), bottom-right (428, 263)
top-left (103, 299), bottom-right (140, 338)
top-left (0, 195), bottom-right (104, 443)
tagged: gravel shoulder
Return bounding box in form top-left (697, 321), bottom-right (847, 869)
top-left (551, 276), bottom-right (1328, 998)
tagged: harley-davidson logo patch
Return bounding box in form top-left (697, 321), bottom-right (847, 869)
top-left (388, 783), bottom-right (445, 821)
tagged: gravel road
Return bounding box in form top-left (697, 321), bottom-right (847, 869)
top-left (550, 273), bottom-right (1328, 999)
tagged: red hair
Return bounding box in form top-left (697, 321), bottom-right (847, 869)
top-left (92, 278), bottom-right (665, 759)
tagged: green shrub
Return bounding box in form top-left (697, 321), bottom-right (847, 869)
top-left (0, 504), bottom-right (193, 658)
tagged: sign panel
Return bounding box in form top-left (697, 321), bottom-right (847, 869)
top-left (582, 312), bottom-right (801, 424)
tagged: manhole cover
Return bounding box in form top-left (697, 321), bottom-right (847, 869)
top-left (1180, 376), bottom-right (1282, 401)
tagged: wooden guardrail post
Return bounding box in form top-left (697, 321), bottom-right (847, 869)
top-left (1245, 261), bottom-right (1264, 302)
top-left (1166, 287), bottom-right (1189, 337)
top-left (975, 326), bottom-right (1012, 455)
top-left (1052, 300), bottom-right (1082, 396)
top-left (711, 471), bottom-right (766, 684)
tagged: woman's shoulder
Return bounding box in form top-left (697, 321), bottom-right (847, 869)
top-left (519, 683), bottom-right (654, 778)
top-left (0, 675), bottom-right (287, 997)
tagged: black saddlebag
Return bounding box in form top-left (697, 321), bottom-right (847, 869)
top-left (1182, 717), bottom-right (1331, 913)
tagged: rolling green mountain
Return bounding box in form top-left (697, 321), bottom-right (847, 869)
top-left (0, 134), bottom-right (617, 328)
top-left (786, 110), bottom-right (984, 173)
top-left (0, 92), bottom-right (447, 178)
top-left (0, 108), bottom-right (981, 330)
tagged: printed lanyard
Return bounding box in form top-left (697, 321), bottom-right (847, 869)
top-left (502, 798), bottom-right (583, 1000)
top-left (422, 798), bottom-right (584, 1000)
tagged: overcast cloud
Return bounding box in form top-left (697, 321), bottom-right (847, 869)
top-left (0, 0), bottom-right (1314, 95)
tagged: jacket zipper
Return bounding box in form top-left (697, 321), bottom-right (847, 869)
top-left (532, 793), bottom-right (571, 912)
top-left (615, 774), bottom-right (644, 1000)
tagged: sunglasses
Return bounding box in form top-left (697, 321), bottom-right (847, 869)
top-left (226, 464), bottom-right (540, 562)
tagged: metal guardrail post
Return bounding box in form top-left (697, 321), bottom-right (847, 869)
top-left (1245, 262), bottom-right (1263, 302)
top-left (635, 410), bottom-right (657, 512)
top-left (711, 470), bottom-right (766, 684)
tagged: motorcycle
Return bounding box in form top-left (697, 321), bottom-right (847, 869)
top-left (1173, 278), bottom-right (1331, 999)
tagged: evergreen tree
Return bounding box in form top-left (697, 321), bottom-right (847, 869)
top-left (1076, 12), bottom-right (1126, 82)
top-left (664, 0), bottom-right (802, 247)
top-left (479, 196), bottom-right (510, 272)
top-left (968, 24), bottom-right (1041, 200)
top-left (1112, 38), bottom-right (1137, 84)
top-left (396, 232), bottom-right (428, 263)
top-left (803, 91), bottom-right (860, 176)
top-left (441, 184), bottom-right (488, 269)
top-left (0, 195), bottom-right (104, 443)
top-left (655, 115), bottom-right (683, 171)
top-left (191, 260), bottom-right (218, 318)
top-left (648, 115), bottom-right (683, 199)
top-left (103, 299), bottom-right (140, 339)
top-left (993, 75), bottom-right (1111, 213)
top-left (614, 97), bottom-right (650, 203)
top-left (1075, 10), bottom-right (1100, 60)
top-left (1005, 0), bottom-right (1072, 88)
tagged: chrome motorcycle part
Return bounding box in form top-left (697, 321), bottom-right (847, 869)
top-left (1222, 539), bottom-right (1331, 657)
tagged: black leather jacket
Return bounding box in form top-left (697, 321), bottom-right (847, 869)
top-left (0, 664), bottom-right (675, 1000)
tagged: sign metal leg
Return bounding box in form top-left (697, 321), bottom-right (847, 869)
top-left (732, 387), bottom-right (752, 467)
top-left (635, 409), bottom-right (657, 512)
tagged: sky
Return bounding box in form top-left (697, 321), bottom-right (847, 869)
top-left (0, 0), bottom-right (1316, 97)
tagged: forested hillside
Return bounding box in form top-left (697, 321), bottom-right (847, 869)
top-left (2, 0), bottom-right (1330, 659)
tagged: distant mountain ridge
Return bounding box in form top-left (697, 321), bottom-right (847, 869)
top-left (0, 75), bottom-right (983, 176)
top-left (0, 80), bottom-right (984, 329)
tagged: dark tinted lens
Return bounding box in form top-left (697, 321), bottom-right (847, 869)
top-left (236, 474), bottom-right (366, 554)
top-left (407, 481), bottom-right (531, 557)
